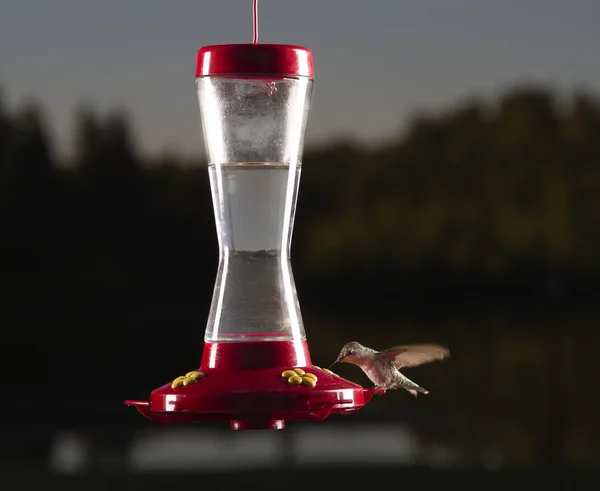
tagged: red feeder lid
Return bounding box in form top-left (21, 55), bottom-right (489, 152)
top-left (196, 44), bottom-right (314, 78)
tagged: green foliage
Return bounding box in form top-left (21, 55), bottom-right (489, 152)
top-left (298, 87), bottom-right (600, 278)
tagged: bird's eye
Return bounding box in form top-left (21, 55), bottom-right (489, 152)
top-left (348, 350), bottom-right (354, 355)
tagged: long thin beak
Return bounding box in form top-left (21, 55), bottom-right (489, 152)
top-left (328, 356), bottom-right (342, 369)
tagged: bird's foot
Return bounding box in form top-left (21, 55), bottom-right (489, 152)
top-left (373, 386), bottom-right (387, 395)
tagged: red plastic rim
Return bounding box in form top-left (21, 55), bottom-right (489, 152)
top-left (125, 340), bottom-right (383, 430)
top-left (196, 44), bottom-right (314, 78)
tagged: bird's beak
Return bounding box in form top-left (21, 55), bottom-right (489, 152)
top-left (328, 354), bottom-right (343, 369)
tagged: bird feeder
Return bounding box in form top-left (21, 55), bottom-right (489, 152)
top-left (125, 38), bottom-right (381, 430)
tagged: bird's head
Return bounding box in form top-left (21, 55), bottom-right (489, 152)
top-left (330, 341), bottom-right (368, 368)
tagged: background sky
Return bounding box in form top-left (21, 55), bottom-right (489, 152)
top-left (2, 0), bottom-right (600, 158)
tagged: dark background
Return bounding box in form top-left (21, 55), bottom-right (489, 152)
top-left (1, 83), bottom-right (599, 489)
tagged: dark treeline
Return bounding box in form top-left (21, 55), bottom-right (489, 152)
top-left (2, 84), bottom-right (600, 467)
top-left (3, 85), bottom-right (599, 309)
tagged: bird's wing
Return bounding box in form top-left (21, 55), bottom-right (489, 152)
top-left (380, 344), bottom-right (449, 369)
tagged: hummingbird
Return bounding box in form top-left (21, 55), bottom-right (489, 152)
top-left (331, 341), bottom-right (450, 396)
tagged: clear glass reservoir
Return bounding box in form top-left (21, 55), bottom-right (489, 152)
top-left (197, 69), bottom-right (314, 342)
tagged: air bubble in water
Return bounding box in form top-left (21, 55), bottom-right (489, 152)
top-left (265, 82), bottom-right (277, 96)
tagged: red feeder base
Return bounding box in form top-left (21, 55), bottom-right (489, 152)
top-left (125, 340), bottom-right (384, 430)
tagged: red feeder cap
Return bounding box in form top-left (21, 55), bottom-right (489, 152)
top-left (196, 44), bottom-right (314, 78)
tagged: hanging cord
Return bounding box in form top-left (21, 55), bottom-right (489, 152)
top-left (252, 0), bottom-right (259, 43)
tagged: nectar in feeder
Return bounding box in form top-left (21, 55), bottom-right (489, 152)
top-left (125, 16), bottom-right (381, 429)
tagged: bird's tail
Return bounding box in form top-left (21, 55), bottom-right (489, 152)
top-left (405, 378), bottom-right (429, 397)
top-left (398, 373), bottom-right (429, 397)
top-left (407, 387), bottom-right (429, 397)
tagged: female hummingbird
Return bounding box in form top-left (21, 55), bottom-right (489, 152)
top-left (331, 341), bottom-right (450, 396)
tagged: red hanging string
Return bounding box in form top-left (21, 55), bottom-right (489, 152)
top-left (252, 0), bottom-right (259, 43)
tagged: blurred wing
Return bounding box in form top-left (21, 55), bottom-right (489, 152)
top-left (381, 344), bottom-right (449, 369)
